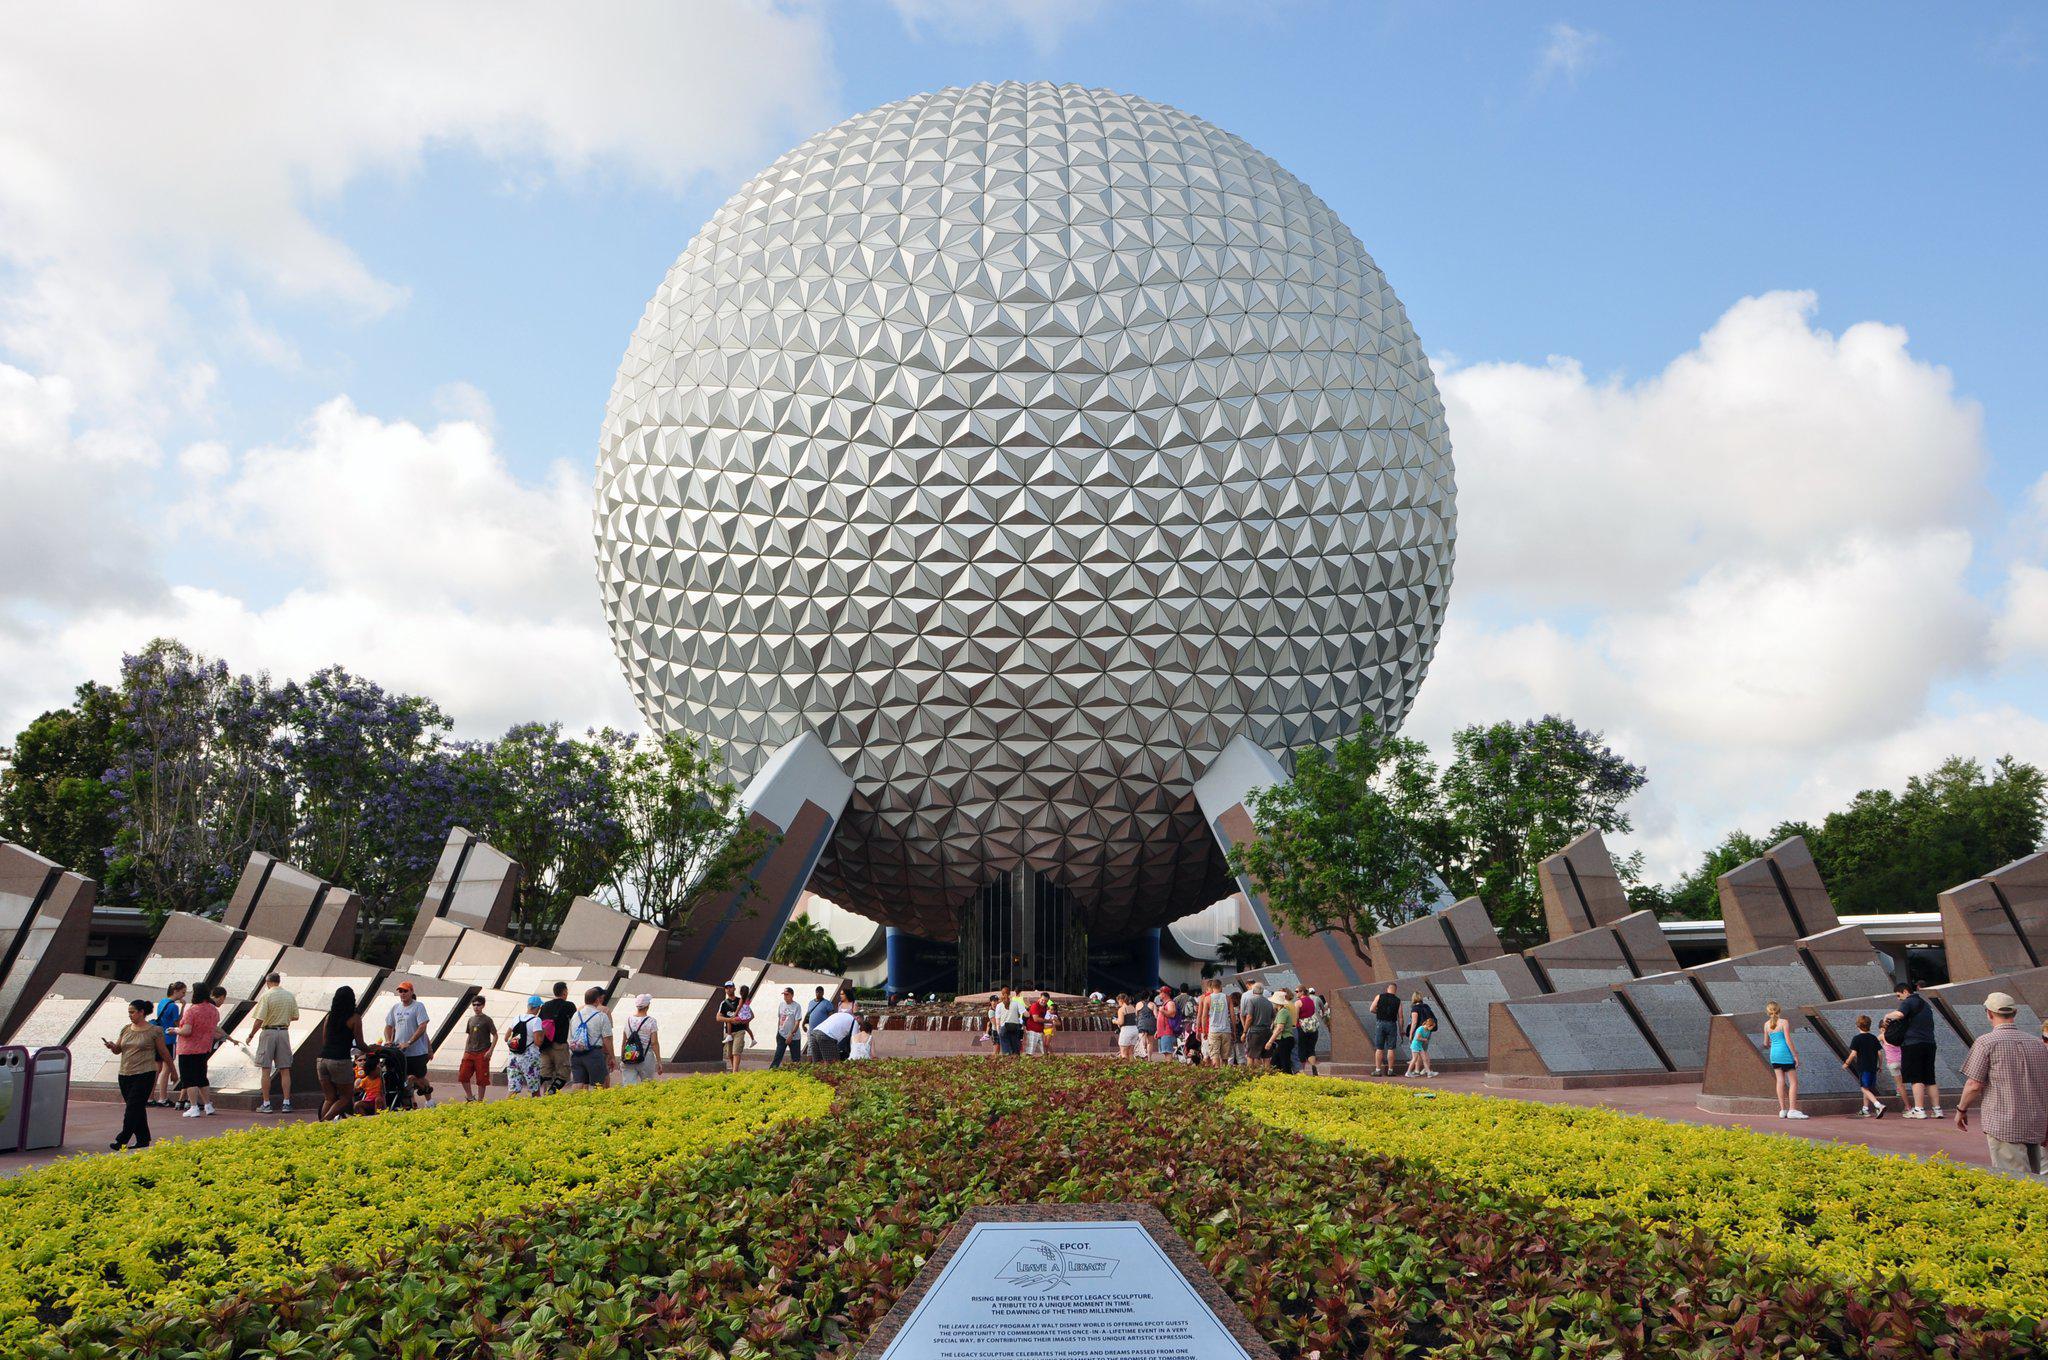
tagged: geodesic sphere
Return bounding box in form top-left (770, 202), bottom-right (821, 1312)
top-left (594, 82), bottom-right (1456, 940)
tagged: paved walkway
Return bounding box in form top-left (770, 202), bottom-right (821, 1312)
top-left (1, 1058), bottom-right (2014, 1178)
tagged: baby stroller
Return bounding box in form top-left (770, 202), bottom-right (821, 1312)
top-left (353, 1045), bottom-right (421, 1114)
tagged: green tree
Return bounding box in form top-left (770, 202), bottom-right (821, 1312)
top-left (0, 681), bottom-right (126, 896)
top-left (1217, 928), bottom-right (1275, 973)
top-left (773, 915), bottom-right (852, 973)
top-left (1807, 756), bottom-right (2045, 914)
top-left (595, 731), bottom-right (773, 934)
top-left (461, 723), bottom-right (628, 939)
top-left (1225, 722), bottom-right (1444, 961)
top-left (1437, 716), bottom-right (1647, 948)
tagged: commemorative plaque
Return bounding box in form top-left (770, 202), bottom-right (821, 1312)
top-left (857, 1204), bottom-right (1275, 1360)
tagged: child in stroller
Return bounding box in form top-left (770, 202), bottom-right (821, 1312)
top-left (354, 1044), bottom-right (430, 1114)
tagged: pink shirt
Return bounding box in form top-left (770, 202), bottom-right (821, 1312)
top-left (175, 1001), bottom-right (219, 1056)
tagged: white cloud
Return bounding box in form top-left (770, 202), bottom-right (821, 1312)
top-left (0, 1), bottom-right (837, 413)
top-left (1534, 22), bottom-right (1604, 87)
top-left (890, 0), bottom-right (1102, 50)
top-left (1407, 292), bottom-right (2041, 883)
top-left (0, 397), bottom-right (631, 740)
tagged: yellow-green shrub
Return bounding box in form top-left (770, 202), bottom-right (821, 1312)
top-left (1234, 1074), bottom-right (2048, 1314)
top-left (0, 1070), bottom-right (828, 1345)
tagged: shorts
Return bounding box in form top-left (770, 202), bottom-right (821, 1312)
top-left (1900, 1042), bottom-right (1937, 1087)
top-left (1204, 1033), bottom-right (1231, 1063)
top-left (1024, 1030), bottom-right (1044, 1055)
top-left (571, 1048), bottom-right (608, 1087)
top-left (1157, 1034), bottom-right (1176, 1056)
top-left (255, 1029), bottom-right (294, 1072)
top-left (1770, 1061), bottom-right (1796, 1072)
top-left (1245, 1026), bottom-right (1271, 1059)
top-left (1297, 1029), bottom-right (1318, 1063)
top-left (176, 1053), bottom-right (210, 1088)
top-left (403, 1052), bottom-right (430, 1081)
top-left (458, 1051), bottom-right (492, 1085)
top-left (1986, 1135), bottom-right (2044, 1177)
top-left (538, 1047), bottom-right (571, 1085)
top-left (1855, 1068), bottom-right (1877, 1090)
top-left (316, 1057), bottom-right (354, 1087)
top-left (724, 1032), bottom-right (749, 1059)
top-left (1373, 1020), bottom-right (1399, 1051)
top-left (1411, 1035), bottom-right (1429, 1054)
top-left (1118, 1025), bottom-right (1140, 1049)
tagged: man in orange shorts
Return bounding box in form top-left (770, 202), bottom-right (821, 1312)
top-left (456, 993), bottom-right (498, 1101)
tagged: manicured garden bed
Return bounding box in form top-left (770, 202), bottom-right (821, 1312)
top-left (0, 1070), bottom-right (827, 1348)
top-left (9, 1059), bottom-right (2043, 1357)
top-left (1238, 1074), bottom-right (2048, 1316)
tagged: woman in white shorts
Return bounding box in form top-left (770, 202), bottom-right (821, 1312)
top-left (1115, 993), bottom-right (1140, 1057)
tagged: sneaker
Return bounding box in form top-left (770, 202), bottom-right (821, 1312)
top-left (1930, 1107), bottom-right (1944, 1119)
top-left (1786, 1110), bottom-right (1810, 1120)
top-left (1776, 1110), bottom-right (1787, 1118)
top-left (1856, 1107), bottom-right (1870, 1118)
top-left (1873, 1105), bottom-right (1885, 1119)
top-left (1904, 1107), bottom-right (1927, 1119)
top-left (202, 1103), bottom-right (216, 1116)
top-left (109, 1140), bottom-right (124, 1151)
top-left (256, 1102), bottom-right (274, 1113)
top-left (280, 1100), bottom-right (293, 1112)
top-left (182, 1106), bottom-right (203, 1119)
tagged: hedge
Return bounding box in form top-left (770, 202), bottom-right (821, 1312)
top-left (0, 1069), bottom-right (827, 1347)
top-left (1235, 1074), bottom-right (2048, 1316)
top-left (13, 1058), bottom-right (2039, 1359)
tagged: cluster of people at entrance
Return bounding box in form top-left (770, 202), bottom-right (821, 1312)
top-left (979, 978), bottom-right (1343, 1074)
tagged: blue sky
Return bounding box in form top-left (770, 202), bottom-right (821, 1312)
top-left (1, 1), bottom-right (2044, 883)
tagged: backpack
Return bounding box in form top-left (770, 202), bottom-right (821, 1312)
top-left (1881, 1015), bottom-right (1908, 1047)
top-left (570, 1008), bottom-right (598, 1053)
top-left (505, 1018), bottom-right (529, 1055)
top-left (621, 1017), bottom-right (649, 1065)
top-left (538, 1017), bottom-right (558, 1051)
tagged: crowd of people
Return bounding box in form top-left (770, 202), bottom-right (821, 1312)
top-left (979, 978), bottom-right (1358, 1075)
top-left (1762, 979), bottom-right (2048, 1177)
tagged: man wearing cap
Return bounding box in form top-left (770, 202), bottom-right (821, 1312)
top-left (1955, 991), bottom-right (2048, 1176)
top-left (383, 980), bottom-right (435, 1107)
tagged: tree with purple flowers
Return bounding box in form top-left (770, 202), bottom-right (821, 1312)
top-left (1437, 715), bottom-right (1648, 948)
top-left (457, 722), bottom-right (628, 938)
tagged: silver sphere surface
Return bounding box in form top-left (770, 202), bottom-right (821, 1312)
top-left (595, 82), bottom-right (1456, 939)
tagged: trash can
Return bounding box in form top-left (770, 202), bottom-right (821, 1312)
top-left (21, 1047), bottom-right (70, 1152)
top-left (0, 1046), bottom-right (25, 1153)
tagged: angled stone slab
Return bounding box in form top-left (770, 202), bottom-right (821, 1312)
top-left (1939, 848), bottom-right (2048, 982)
top-left (1523, 926), bottom-right (1634, 995)
top-left (439, 928), bottom-right (524, 991)
top-left (1718, 835), bottom-right (1841, 958)
top-left (497, 947), bottom-right (622, 1004)
top-left (1369, 897), bottom-right (1503, 981)
top-left (1796, 924), bottom-right (1894, 1001)
top-left (1686, 945), bottom-right (1828, 1018)
top-left (1934, 970), bottom-right (2048, 1040)
top-left (0, 842), bottom-right (95, 1042)
top-left (554, 895), bottom-right (668, 974)
top-left (1408, 954), bottom-right (1543, 1062)
top-left (1698, 1009), bottom-right (1862, 1114)
top-left (1195, 736), bottom-right (1375, 1063)
top-left (668, 732), bottom-right (855, 988)
top-left (221, 852), bottom-right (359, 957)
top-left (131, 913), bottom-right (243, 996)
top-left (4, 972), bottom-right (115, 1049)
top-left (214, 934), bottom-right (291, 1023)
top-left (1612, 909), bottom-right (1679, 975)
top-left (399, 828), bottom-right (521, 964)
top-left (1616, 971), bottom-right (1718, 1072)
top-left (1489, 992), bottom-right (1667, 1082)
top-left (1537, 830), bottom-right (1632, 940)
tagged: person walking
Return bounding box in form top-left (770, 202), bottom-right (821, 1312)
top-left (993, 985), bottom-right (1026, 1056)
top-left (771, 987), bottom-right (804, 1068)
top-left (1115, 993), bottom-right (1140, 1058)
top-left (810, 1005), bottom-right (857, 1062)
top-left (1884, 981), bottom-right (1942, 1119)
top-left (172, 985), bottom-right (223, 1117)
top-left (1841, 1014), bottom-right (1886, 1118)
top-left (1881, 1018), bottom-right (1906, 1110)
top-left (1240, 982), bottom-right (1276, 1071)
top-left (149, 981), bottom-right (186, 1108)
top-left (1369, 983), bottom-right (1401, 1076)
top-left (316, 984), bottom-right (366, 1120)
top-left (504, 996), bottom-right (548, 1097)
top-left (803, 986), bottom-right (835, 1055)
top-left (569, 986), bottom-right (616, 1089)
top-left (619, 994), bottom-right (661, 1084)
top-left (456, 994), bottom-right (497, 1102)
top-left (1202, 979), bottom-right (1232, 1066)
top-left (1266, 988), bottom-right (1298, 1074)
top-left (1296, 987), bottom-right (1321, 1075)
top-left (104, 998), bottom-right (172, 1150)
top-left (1956, 991), bottom-right (2048, 1176)
top-left (537, 982), bottom-right (578, 1094)
top-left (383, 980), bottom-right (436, 1107)
top-left (243, 972), bottom-right (300, 1114)
top-left (1764, 1001), bottom-right (1807, 1119)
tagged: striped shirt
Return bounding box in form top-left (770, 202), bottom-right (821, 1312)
top-left (1961, 1025), bottom-right (2048, 1145)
